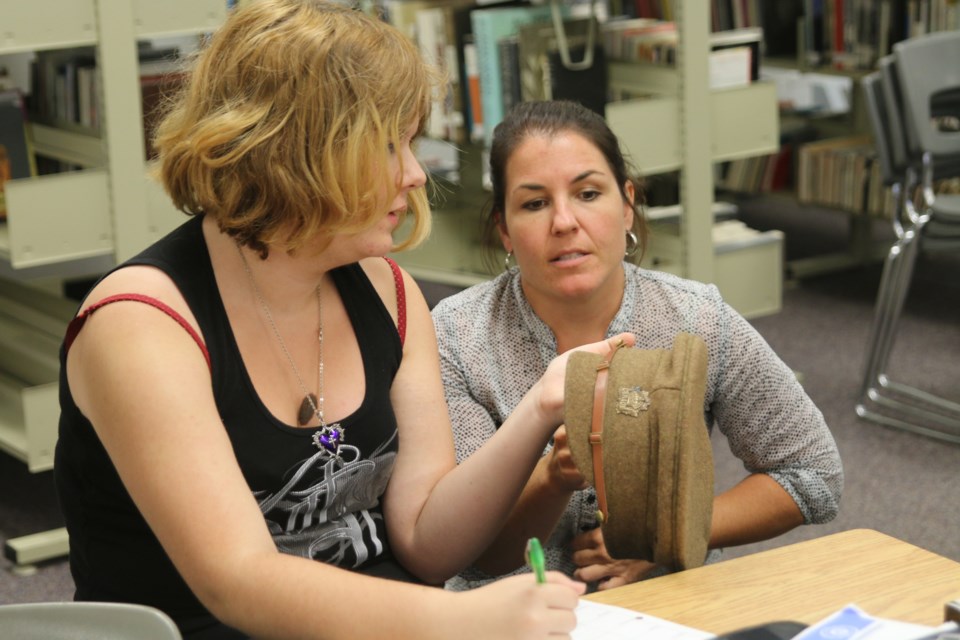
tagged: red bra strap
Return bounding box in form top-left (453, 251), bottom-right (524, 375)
top-left (64, 293), bottom-right (211, 371)
top-left (383, 257), bottom-right (406, 347)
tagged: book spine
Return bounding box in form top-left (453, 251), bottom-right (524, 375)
top-left (499, 36), bottom-right (521, 117)
top-left (463, 39), bottom-right (484, 143)
top-left (470, 10), bottom-right (507, 147)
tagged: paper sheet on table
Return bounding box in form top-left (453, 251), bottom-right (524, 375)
top-left (574, 599), bottom-right (713, 640)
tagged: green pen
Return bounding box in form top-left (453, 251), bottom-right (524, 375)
top-left (525, 537), bottom-right (546, 584)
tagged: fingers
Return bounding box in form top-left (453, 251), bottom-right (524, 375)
top-left (573, 562), bottom-right (607, 584)
top-left (608, 332), bottom-right (635, 350)
top-left (574, 332), bottom-right (636, 358)
top-left (544, 570), bottom-right (587, 596)
top-left (569, 527), bottom-right (603, 552)
top-left (558, 333), bottom-right (636, 357)
top-left (597, 576), bottom-right (628, 591)
top-left (572, 562), bottom-right (630, 589)
top-left (574, 559), bottom-right (658, 589)
top-left (532, 574), bottom-right (583, 637)
top-left (552, 425), bottom-right (568, 447)
top-left (470, 575), bottom-right (583, 640)
top-left (546, 426), bottom-right (587, 491)
top-left (601, 332), bottom-right (635, 361)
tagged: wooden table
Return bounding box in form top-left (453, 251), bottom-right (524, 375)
top-left (586, 529), bottom-right (960, 636)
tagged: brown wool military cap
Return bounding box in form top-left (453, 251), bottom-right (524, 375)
top-left (564, 333), bottom-right (713, 571)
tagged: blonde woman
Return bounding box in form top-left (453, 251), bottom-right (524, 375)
top-left (55, 4), bottom-right (628, 638)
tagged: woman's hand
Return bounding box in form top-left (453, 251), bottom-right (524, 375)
top-left (546, 426), bottom-right (587, 492)
top-left (571, 528), bottom-right (658, 591)
top-left (456, 572), bottom-right (585, 639)
top-left (534, 333), bottom-right (636, 427)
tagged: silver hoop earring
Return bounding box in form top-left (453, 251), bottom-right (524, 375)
top-left (504, 251), bottom-right (516, 272)
top-left (624, 231), bottom-right (639, 257)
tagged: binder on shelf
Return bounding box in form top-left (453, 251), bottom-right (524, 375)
top-left (544, 42), bottom-right (607, 116)
top-left (0, 89), bottom-right (36, 221)
top-left (518, 17), bottom-right (602, 104)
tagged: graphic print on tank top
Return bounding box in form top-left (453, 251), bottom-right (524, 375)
top-left (254, 431), bottom-right (397, 568)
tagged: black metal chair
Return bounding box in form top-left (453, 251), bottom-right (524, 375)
top-left (856, 31), bottom-right (960, 443)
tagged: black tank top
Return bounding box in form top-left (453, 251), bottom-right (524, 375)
top-left (55, 216), bottom-right (411, 634)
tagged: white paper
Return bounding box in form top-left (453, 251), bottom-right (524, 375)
top-left (573, 600), bottom-right (713, 640)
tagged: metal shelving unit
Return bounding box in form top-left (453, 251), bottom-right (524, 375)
top-left (0, 0), bottom-right (226, 570)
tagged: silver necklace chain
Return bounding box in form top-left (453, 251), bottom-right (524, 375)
top-left (236, 243), bottom-right (345, 456)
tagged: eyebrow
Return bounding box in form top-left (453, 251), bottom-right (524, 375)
top-left (513, 169), bottom-right (602, 194)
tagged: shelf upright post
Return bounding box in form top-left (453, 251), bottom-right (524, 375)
top-left (676, 0), bottom-right (714, 283)
top-left (95, 0), bottom-right (153, 262)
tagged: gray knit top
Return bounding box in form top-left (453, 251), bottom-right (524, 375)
top-left (431, 263), bottom-right (843, 591)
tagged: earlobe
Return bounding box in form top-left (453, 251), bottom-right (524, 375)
top-left (623, 181), bottom-right (636, 229)
top-left (499, 232), bottom-right (513, 255)
top-left (496, 212), bottom-right (512, 253)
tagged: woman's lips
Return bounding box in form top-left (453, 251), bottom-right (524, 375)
top-left (551, 252), bottom-right (586, 263)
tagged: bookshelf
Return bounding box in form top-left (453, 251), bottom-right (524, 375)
top-left (392, 0), bottom-right (783, 316)
top-left (0, 0), bottom-right (226, 568)
top-left (718, 2), bottom-right (959, 280)
top-left (728, 58), bottom-right (894, 281)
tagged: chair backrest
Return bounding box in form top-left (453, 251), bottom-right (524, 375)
top-left (862, 70), bottom-right (898, 186)
top-left (0, 602), bottom-right (182, 640)
top-left (877, 55), bottom-right (914, 173)
top-left (893, 30), bottom-right (960, 163)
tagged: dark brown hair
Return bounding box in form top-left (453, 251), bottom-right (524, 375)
top-left (481, 100), bottom-right (648, 270)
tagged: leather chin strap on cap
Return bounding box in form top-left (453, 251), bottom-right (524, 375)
top-left (589, 339), bottom-right (624, 524)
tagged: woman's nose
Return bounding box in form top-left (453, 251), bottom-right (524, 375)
top-left (402, 146), bottom-right (427, 190)
top-left (551, 199), bottom-right (579, 233)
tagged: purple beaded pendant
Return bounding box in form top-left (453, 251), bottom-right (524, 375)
top-left (312, 424), bottom-right (344, 457)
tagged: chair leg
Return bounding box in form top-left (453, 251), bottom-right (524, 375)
top-left (855, 404), bottom-right (960, 443)
top-left (858, 231), bottom-right (912, 400)
top-left (855, 220), bottom-right (960, 444)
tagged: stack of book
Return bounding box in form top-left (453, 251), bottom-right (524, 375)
top-left (801, 0), bottom-right (960, 70)
top-left (27, 45), bottom-right (188, 160)
top-left (602, 19), bottom-right (763, 90)
top-left (796, 135), bottom-right (894, 218)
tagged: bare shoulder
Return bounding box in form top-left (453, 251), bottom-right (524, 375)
top-left (358, 256), bottom-right (420, 305)
top-left (358, 257), bottom-right (430, 336)
top-left (77, 264), bottom-right (200, 334)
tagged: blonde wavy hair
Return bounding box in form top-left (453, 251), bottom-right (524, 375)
top-left (153, 0), bottom-right (438, 256)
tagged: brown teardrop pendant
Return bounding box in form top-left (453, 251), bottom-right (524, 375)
top-left (297, 393), bottom-right (318, 426)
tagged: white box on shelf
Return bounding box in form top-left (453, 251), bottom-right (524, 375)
top-left (642, 219), bottom-right (783, 319)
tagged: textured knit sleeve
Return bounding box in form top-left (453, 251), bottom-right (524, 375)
top-left (431, 294), bottom-right (501, 465)
top-left (710, 301), bottom-right (843, 524)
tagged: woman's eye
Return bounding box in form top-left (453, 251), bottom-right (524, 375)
top-left (522, 198), bottom-right (547, 211)
top-left (580, 189), bottom-right (601, 201)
